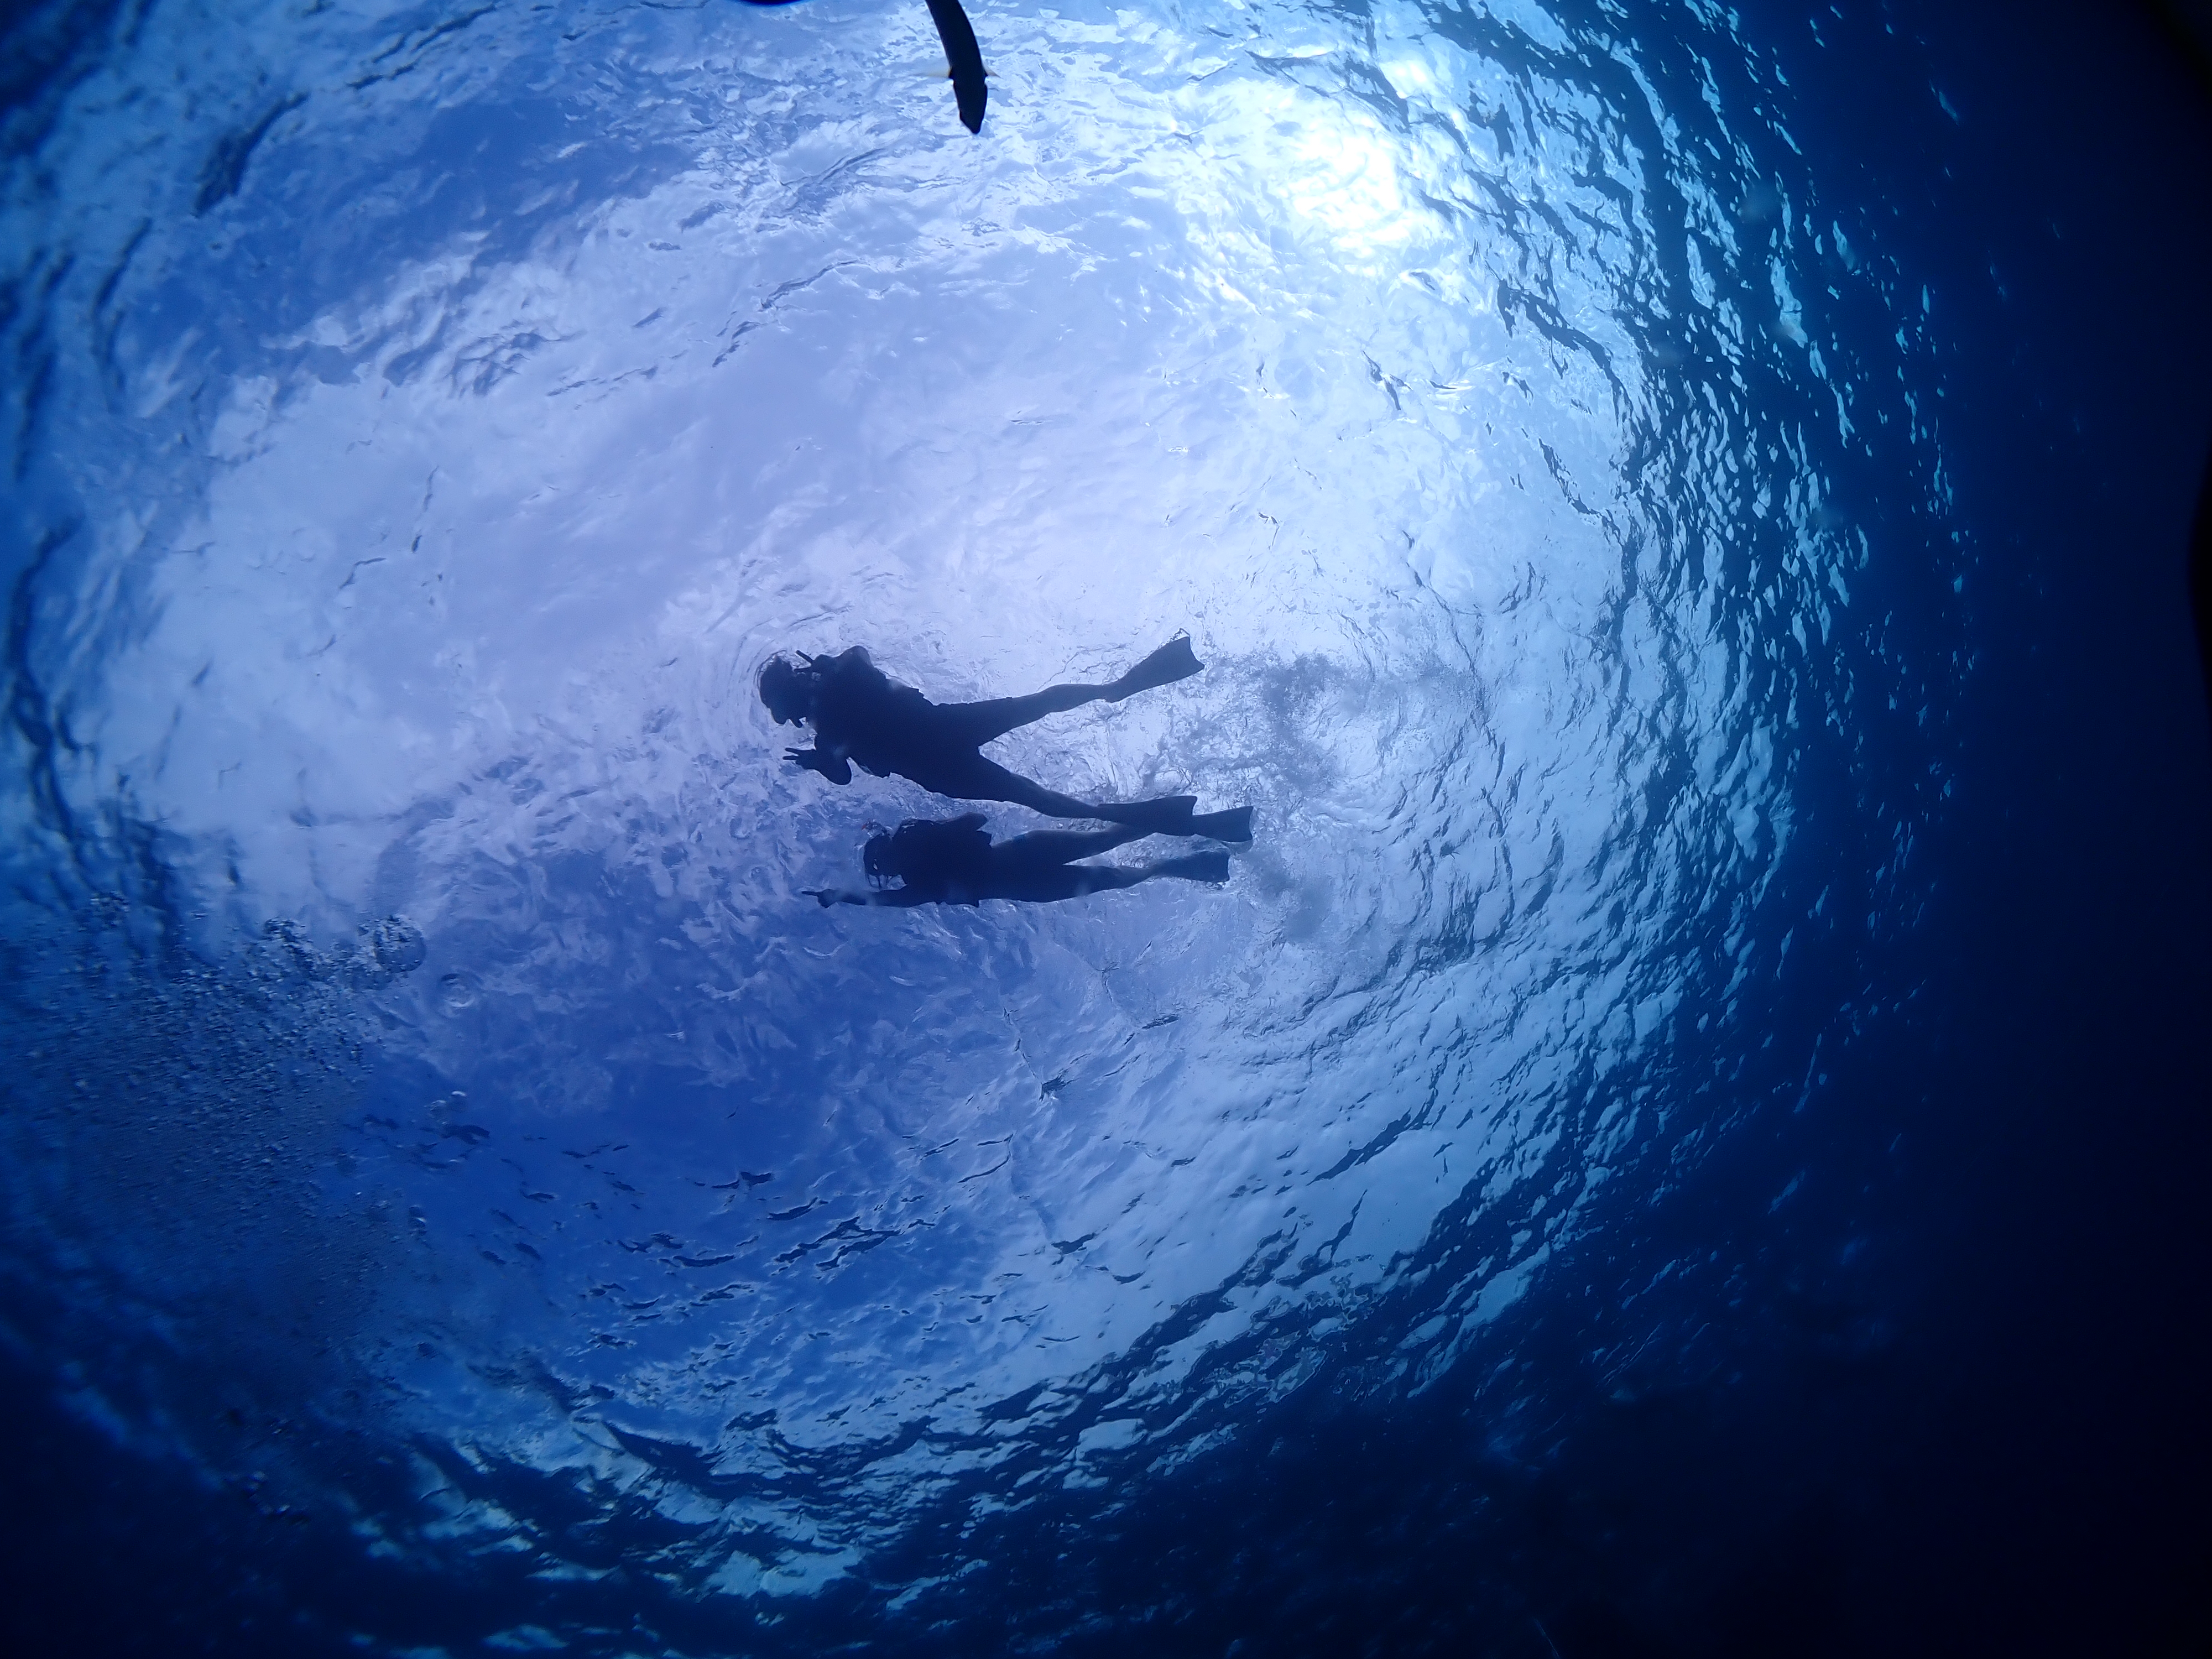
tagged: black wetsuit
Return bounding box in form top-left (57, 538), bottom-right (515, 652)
top-left (810, 814), bottom-right (1229, 909)
top-left (780, 640), bottom-right (1245, 837)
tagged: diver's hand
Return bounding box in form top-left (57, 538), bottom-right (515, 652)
top-left (800, 888), bottom-right (835, 908)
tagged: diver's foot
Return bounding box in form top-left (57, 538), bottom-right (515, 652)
top-left (1111, 634), bottom-right (1203, 699)
top-left (1188, 805), bottom-right (1253, 844)
top-left (1156, 849), bottom-right (1231, 885)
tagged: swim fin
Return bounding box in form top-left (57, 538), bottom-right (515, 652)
top-left (1155, 849), bottom-right (1231, 884)
top-left (1104, 794), bottom-right (1197, 832)
top-left (1112, 634), bottom-right (1203, 699)
top-left (1188, 805), bottom-right (1253, 843)
top-left (925, 0), bottom-right (988, 134)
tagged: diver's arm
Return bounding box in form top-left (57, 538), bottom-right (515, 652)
top-left (784, 745), bottom-right (853, 785)
top-left (785, 654), bottom-right (870, 785)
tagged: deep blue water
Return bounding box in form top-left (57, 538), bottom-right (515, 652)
top-left (2, 1), bottom-right (2208, 1655)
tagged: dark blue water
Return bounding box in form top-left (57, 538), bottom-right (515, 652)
top-left (3, 1), bottom-right (2208, 1655)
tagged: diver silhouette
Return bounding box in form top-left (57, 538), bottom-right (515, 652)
top-left (761, 637), bottom-right (1251, 839)
top-left (805, 813), bottom-right (1229, 908)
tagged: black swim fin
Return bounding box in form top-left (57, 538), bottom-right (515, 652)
top-left (1188, 805), bottom-right (1253, 843)
top-left (1155, 849), bottom-right (1231, 885)
top-left (1104, 794), bottom-right (1197, 832)
top-left (1113, 634), bottom-right (1203, 699)
top-left (925, 0), bottom-right (988, 134)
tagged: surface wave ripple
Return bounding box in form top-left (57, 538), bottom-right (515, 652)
top-left (0, 0), bottom-right (1958, 1644)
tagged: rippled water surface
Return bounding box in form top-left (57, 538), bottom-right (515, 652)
top-left (11, 0), bottom-right (2160, 1651)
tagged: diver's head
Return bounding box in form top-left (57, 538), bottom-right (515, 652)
top-left (758, 654), bottom-right (812, 725)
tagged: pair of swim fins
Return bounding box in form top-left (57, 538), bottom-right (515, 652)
top-left (742, 0), bottom-right (989, 135)
top-left (1103, 794), bottom-right (1251, 841)
top-left (1100, 638), bottom-right (1246, 841)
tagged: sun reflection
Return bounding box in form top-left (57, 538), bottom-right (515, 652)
top-left (1195, 81), bottom-right (1433, 264)
top-left (1281, 112), bottom-right (1419, 253)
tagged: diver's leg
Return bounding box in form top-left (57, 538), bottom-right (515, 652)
top-left (1007, 851), bottom-right (1225, 902)
top-left (1001, 772), bottom-right (1197, 831)
top-left (893, 749), bottom-right (1075, 813)
top-left (938, 685), bottom-right (1120, 748)
top-left (1139, 849), bottom-right (1231, 884)
top-left (985, 866), bottom-right (1131, 904)
top-left (992, 825), bottom-right (1151, 874)
top-left (901, 752), bottom-right (1108, 817)
top-left (978, 851), bottom-right (1225, 906)
top-left (914, 753), bottom-right (1198, 831)
top-left (1092, 793), bottom-right (1199, 832)
top-left (937, 638), bottom-right (1207, 746)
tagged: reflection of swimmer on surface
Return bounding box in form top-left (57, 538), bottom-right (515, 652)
top-left (763, 637), bottom-right (1250, 838)
top-left (805, 813), bottom-right (1230, 908)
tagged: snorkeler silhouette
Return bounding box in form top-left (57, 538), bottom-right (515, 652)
top-left (805, 813), bottom-right (1228, 908)
top-left (761, 637), bottom-right (1251, 839)
top-left (738, 0), bottom-right (989, 135)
